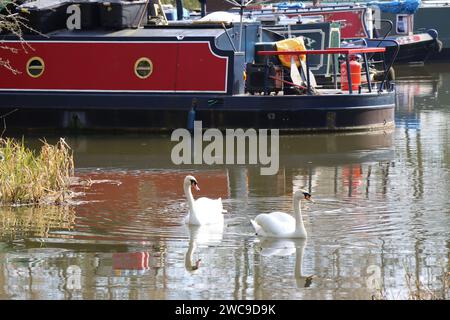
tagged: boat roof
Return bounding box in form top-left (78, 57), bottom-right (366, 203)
top-left (41, 26), bottom-right (230, 39)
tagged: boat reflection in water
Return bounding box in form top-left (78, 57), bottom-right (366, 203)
top-left (395, 65), bottom-right (441, 130)
top-left (1, 66), bottom-right (449, 300)
top-left (23, 130), bottom-right (395, 242)
top-left (0, 129), bottom-right (397, 299)
top-left (64, 129), bottom-right (394, 197)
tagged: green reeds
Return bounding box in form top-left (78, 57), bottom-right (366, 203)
top-left (0, 137), bottom-right (75, 205)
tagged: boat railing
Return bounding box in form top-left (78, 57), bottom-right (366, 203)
top-left (257, 46), bottom-right (397, 94)
top-left (373, 19), bottom-right (394, 45)
top-left (236, 4), bottom-right (367, 16)
top-left (364, 38), bottom-right (400, 91)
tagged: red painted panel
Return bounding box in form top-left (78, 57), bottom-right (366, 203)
top-left (295, 9), bottom-right (368, 39)
top-left (176, 42), bottom-right (228, 92)
top-left (0, 41), bottom-right (228, 92)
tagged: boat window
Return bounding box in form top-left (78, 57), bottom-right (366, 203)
top-left (134, 58), bottom-right (153, 79)
top-left (396, 14), bottom-right (410, 34)
top-left (26, 57), bottom-right (45, 78)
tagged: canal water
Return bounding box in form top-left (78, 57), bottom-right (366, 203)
top-left (0, 64), bottom-right (449, 300)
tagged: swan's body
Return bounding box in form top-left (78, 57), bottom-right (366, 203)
top-left (251, 190), bottom-right (313, 238)
top-left (184, 175), bottom-right (226, 226)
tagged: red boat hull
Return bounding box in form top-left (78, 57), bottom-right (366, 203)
top-left (0, 40), bottom-right (230, 93)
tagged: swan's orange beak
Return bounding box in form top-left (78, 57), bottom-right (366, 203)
top-left (305, 194), bottom-right (315, 203)
top-left (193, 183), bottom-right (200, 191)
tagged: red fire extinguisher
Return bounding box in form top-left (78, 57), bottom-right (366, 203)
top-left (341, 55), bottom-right (362, 91)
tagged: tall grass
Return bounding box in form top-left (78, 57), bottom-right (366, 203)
top-left (0, 138), bottom-right (75, 205)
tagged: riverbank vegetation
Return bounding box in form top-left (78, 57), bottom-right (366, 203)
top-left (0, 138), bottom-right (75, 205)
top-left (0, 205), bottom-right (75, 240)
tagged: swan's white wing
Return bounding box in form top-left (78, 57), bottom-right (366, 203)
top-left (195, 197), bottom-right (223, 211)
top-left (266, 212), bottom-right (296, 224)
top-left (189, 197), bottom-right (224, 225)
top-left (253, 212), bottom-right (296, 236)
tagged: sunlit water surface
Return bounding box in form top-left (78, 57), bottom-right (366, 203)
top-left (0, 65), bottom-right (449, 300)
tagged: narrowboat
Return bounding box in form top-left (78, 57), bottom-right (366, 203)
top-left (224, 0), bottom-right (442, 64)
top-left (0, 0), bottom-right (396, 132)
top-left (411, 0), bottom-right (450, 60)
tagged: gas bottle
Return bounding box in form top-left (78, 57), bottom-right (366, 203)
top-left (341, 56), bottom-right (362, 91)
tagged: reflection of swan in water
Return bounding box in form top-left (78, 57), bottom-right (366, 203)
top-left (185, 224), bottom-right (224, 272)
top-left (259, 238), bottom-right (314, 288)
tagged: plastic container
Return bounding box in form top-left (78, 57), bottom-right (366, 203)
top-left (19, 0), bottom-right (70, 34)
top-left (99, 0), bottom-right (147, 29)
top-left (68, 0), bottom-right (101, 30)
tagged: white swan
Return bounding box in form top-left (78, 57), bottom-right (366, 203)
top-left (250, 189), bottom-right (314, 238)
top-left (184, 175), bottom-right (226, 225)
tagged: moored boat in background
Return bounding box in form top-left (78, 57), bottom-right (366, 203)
top-left (414, 1), bottom-right (450, 60)
top-left (221, 0), bottom-right (442, 64)
top-left (0, 0), bottom-right (397, 132)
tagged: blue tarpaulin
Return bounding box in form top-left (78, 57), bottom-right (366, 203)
top-left (274, 2), bottom-right (306, 9)
top-left (368, 0), bottom-right (421, 15)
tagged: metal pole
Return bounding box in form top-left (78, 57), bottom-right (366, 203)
top-left (239, 0), bottom-right (244, 51)
top-left (305, 55), bottom-right (311, 95)
top-left (222, 23), bottom-right (237, 52)
top-left (176, 0), bottom-right (183, 21)
top-left (345, 55), bottom-right (353, 94)
top-left (378, 51), bottom-right (388, 92)
top-left (363, 53), bottom-right (372, 93)
top-left (332, 53), bottom-right (337, 90)
top-left (137, 0), bottom-right (151, 27)
top-left (200, 0), bottom-right (206, 17)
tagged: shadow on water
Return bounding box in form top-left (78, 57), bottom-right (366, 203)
top-left (0, 63), bottom-right (449, 299)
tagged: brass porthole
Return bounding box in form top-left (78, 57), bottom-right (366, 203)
top-left (134, 57), bottom-right (153, 79)
top-left (26, 57), bottom-right (45, 78)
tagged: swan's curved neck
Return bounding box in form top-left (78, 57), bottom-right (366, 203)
top-left (185, 239), bottom-right (197, 271)
top-left (295, 245), bottom-right (306, 287)
top-left (184, 184), bottom-right (195, 215)
top-left (294, 246), bottom-right (304, 279)
top-left (293, 196), bottom-right (305, 232)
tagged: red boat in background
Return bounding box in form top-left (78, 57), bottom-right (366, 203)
top-left (0, 0), bottom-right (396, 132)
top-left (223, 0), bottom-right (441, 64)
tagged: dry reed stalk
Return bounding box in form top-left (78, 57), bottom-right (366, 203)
top-left (0, 137), bottom-right (75, 205)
